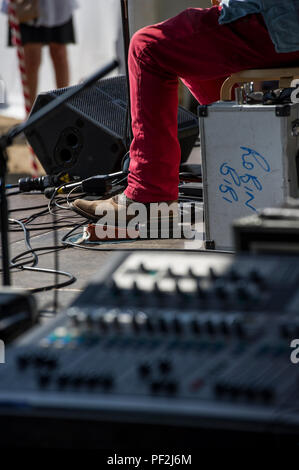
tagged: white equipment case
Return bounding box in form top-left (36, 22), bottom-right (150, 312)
top-left (200, 102), bottom-right (299, 251)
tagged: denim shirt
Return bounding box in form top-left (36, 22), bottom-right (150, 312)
top-left (219, 0), bottom-right (299, 53)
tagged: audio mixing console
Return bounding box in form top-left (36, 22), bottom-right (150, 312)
top-left (1, 251), bottom-right (299, 448)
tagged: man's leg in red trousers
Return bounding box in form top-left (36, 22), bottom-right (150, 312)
top-left (125, 6), bottom-right (299, 203)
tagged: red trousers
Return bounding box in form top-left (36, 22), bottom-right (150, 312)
top-left (125, 6), bottom-right (299, 203)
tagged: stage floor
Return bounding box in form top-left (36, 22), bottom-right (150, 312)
top-left (6, 191), bottom-right (204, 316)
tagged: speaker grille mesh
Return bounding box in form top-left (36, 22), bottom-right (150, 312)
top-left (52, 79), bottom-right (127, 138)
top-left (50, 75), bottom-right (197, 135)
top-left (27, 75), bottom-right (198, 175)
top-left (95, 75), bottom-right (128, 102)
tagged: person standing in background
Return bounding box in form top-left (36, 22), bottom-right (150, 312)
top-left (1, 0), bottom-right (78, 109)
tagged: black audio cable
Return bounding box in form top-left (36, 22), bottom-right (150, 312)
top-left (8, 201), bottom-right (82, 232)
top-left (6, 211), bottom-right (77, 294)
top-left (44, 171), bottom-right (128, 200)
top-left (10, 248), bottom-right (76, 293)
top-left (18, 172), bottom-right (80, 193)
top-left (8, 218), bottom-right (39, 267)
top-left (9, 202), bottom-right (49, 213)
top-left (44, 154), bottom-right (131, 200)
top-left (8, 219), bottom-right (76, 293)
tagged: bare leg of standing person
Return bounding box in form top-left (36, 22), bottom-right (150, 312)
top-left (49, 43), bottom-right (70, 88)
top-left (23, 43), bottom-right (42, 109)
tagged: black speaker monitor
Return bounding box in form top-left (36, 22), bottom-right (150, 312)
top-left (26, 75), bottom-right (198, 178)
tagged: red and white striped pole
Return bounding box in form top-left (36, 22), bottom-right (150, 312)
top-left (8, 0), bottom-right (39, 175)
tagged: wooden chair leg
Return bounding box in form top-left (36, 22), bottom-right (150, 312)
top-left (220, 76), bottom-right (237, 101)
top-left (279, 77), bottom-right (294, 88)
top-left (221, 73), bottom-right (297, 101)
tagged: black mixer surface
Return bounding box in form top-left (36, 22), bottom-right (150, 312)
top-left (1, 251), bottom-right (299, 448)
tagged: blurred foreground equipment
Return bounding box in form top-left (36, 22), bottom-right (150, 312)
top-left (1, 251), bottom-right (299, 448)
top-left (234, 198), bottom-right (299, 253)
top-left (0, 289), bottom-right (37, 343)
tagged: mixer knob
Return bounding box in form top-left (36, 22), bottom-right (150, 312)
top-left (280, 323), bottom-right (291, 339)
top-left (206, 320), bottom-right (216, 336)
top-left (166, 267), bottom-right (181, 279)
top-left (196, 281), bottom-right (206, 299)
top-left (16, 354), bottom-right (31, 370)
top-left (159, 317), bottom-right (168, 333)
top-left (38, 373), bottom-right (50, 388)
top-left (146, 317), bottom-right (155, 333)
top-left (57, 374), bottom-right (70, 388)
top-left (260, 387), bottom-right (274, 403)
top-left (220, 320), bottom-right (230, 336)
top-left (138, 363), bottom-right (151, 378)
top-left (68, 311), bottom-right (80, 326)
top-left (71, 375), bottom-right (84, 387)
top-left (150, 380), bottom-right (163, 393)
top-left (68, 306), bottom-right (84, 325)
top-left (110, 280), bottom-right (121, 295)
top-left (166, 267), bottom-right (174, 278)
top-left (236, 285), bottom-right (250, 302)
top-left (234, 320), bottom-right (246, 338)
top-left (153, 281), bottom-right (164, 297)
top-left (34, 355), bottom-right (48, 368)
top-left (86, 375), bottom-right (100, 388)
top-left (132, 315), bottom-right (141, 332)
top-left (138, 262), bottom-right (148, 274)
top-left (99, 316), bottom-right (108, 332)
top-left (132, 281), bottom-right (141, 296)
top-left (101, 375), bottom-right (114, 390)
top-left (215, 285), bottom-right (228, 300)
top-left (113, 315), bottom-right (122, 331)
top-left (175, 280), bottom-right (195, 303)
top-left (159, 360), bottom-right (172, 374)
top-left (214, 382), bottom-right (226, 396)
top-left (249, 269), bottom-right (265, 286)
top-left (175, 280), bottom-right (183, 295)
top-left (173, 317), bottom-right (183, 334)
top-left (76, 311), bottom-right (87, 325)
top-left (187, 267), bottom-right (197, 279)
top-left (46, 357), bottom-right (58, 370)
top-left (227, 385), bottom-right (242, 400)
top-left (191, 318), bottom-right (201, 335)
top-left (165, 380), bottom-right (178, 395)
top-left (228, 268), bottom-right (240, 281)
top-left (244, 386), bottom-right (256, 401)
top-left (86, 313), bottom-right (94, 327)
top-left (209, 267), bottom-right (218, 281)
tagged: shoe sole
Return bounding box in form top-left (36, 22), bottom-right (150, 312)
top-left (85, 221), bottom-right (193, 241)
top-left (70, 202), bottom-right (100, 222)
top-left (70, 202), bottom-right (181, 227)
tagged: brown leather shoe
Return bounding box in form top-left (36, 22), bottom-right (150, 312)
top-left (71, 193), bottom-right (129, 222)
top-left (70, 193), bottom-right (178, 225)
